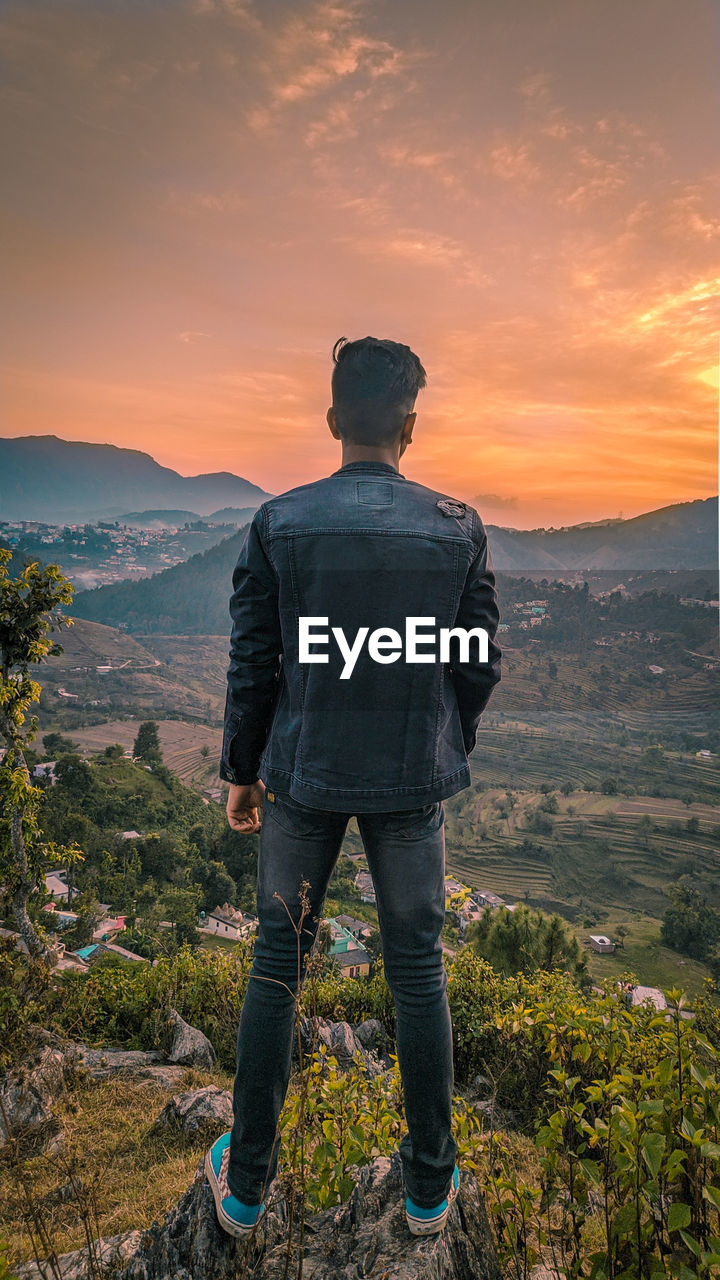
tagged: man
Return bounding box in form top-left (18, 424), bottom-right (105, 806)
top-left (205, 335), bottom-right (501, 1240)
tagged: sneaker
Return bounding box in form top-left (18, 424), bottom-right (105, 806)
top-left (405, 1164), bottom-right (460, 1236)
top-left (205, 1131), bottom-right (267, 1238)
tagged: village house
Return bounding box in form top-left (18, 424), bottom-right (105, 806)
top-left (33, 761), bottom-right (58, 784)
top-left (334, 914), bottom-right (373, 942)
top-left (42, 902), bottom-right (79, 930)
top-left (93, 913), bottom-right (127, 942)
top-left (444, 877), bottom-right (467, 899)
top-left (44, 872), bottom-right (70, 901)
top-left (471, 890), bottom-right (506, 910)
top-left (588, 934), bottom-right (615, 954)
top-left (199, 903), bottom-right (257, 941)
top-left (70, 940), bottom-right (149, 966)
top-left (324, 920), bottom-right (372, 979)
top-left (621, 982), bottom-right (667, 1012)
top-left (354, 870), bottom-right (376, 905)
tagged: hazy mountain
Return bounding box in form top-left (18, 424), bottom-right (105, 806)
top-left (69, 497), bottom-right (717, 634)
top-left (116, 507), bottom-right (258, 529)
top-left (484, 498), bottom-right (717, 571)
top-left (0, 435), bottom-right (273, 523)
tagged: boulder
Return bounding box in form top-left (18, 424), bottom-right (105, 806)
top-left (17, 1150), bottom-right (503, 1280)
top-left (168, 1009), bottom-right (217, 1070)
top-left (13, 1230), bottom-right (145, 1280)
top-left (472, 1097), bottom-right (518, 1132)
top-left (293, 1015), bottom-right (392, 1077)
top-left (354, 1016), bottom-right (392, 1054)
top-left (0, 1046), bottom-right (66, 1154)
top-left (65, 1045), bottom-right (167, 1079)
top-left (133, 1065), bottom-right (191, 1089)
top-left (18, 1157), bottom-right (499, 1274)
top-left (151, 1086), bottom-right (233, 1138)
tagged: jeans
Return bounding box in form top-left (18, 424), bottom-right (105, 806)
top-left (228, 789), bottom-right (458, 1209)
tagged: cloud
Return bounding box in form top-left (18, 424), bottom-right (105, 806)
top-left (245, 0), bottom-right (425, 137)
top-left (471, 493), bottom-right (519, 511)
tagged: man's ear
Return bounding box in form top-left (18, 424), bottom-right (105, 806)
top-left (327, 406), bottom-right (341, 441)
top-left (397, 409), bottom-right (415, 455)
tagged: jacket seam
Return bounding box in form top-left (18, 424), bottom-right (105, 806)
top-left (267, 527), bottom-right (474, 545)
top-left (262, 764), bottom-right (470, 795)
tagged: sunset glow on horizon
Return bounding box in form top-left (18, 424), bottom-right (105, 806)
top-left (2, 0), bottom-right (718, 528)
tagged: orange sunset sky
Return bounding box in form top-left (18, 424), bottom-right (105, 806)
top-left (2, 0), bottom-right (718, 528)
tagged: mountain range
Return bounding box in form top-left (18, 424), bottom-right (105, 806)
top-left (0, 436), bottom-right (272, 522)
top-left (67, 495), bottom-right (717, 635)
top-left (485, 498), bottom-right (717, 571)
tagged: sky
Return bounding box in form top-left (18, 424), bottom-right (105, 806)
top-left (1, 0), bottom-right (718, 528)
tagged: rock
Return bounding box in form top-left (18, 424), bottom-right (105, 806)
top-left (472, 1098), bottom-right (517, 1132)
top-left (13, 1229), bottom-right (145, 1280)
top-left (0, 1046), bottom-right (66, 1153)
top-left (22, 1150), bottom-right (502, 1280)
top-left (293, 1015), bottom-right (391, 1078)
top-left (168, 1009), bottom-right (217, 1070)
top-left (151, 1086), bottom-right (233, 1138)
top-left (133, 1065), bottom-right (191, 1089)
top-left (66, 1045), bottom-right (167, 1079)
top-left (354, 1017), bottom-right (392, 1054)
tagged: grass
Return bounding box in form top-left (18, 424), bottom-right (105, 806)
top-left (571, 913), bottom-right (714, 998)
top-left (1, 1064), bottom-right (222, 1262)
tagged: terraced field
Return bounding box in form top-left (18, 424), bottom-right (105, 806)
top-left (67, 718), bottom-right (224, 788)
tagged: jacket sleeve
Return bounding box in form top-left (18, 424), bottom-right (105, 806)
top-left (449, 521), bottom-right (502, 756)
top-left (219, 505), bottom-right (282, 786)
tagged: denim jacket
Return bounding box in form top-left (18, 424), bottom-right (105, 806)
top-left (219, 459), bottom-right (501, 811)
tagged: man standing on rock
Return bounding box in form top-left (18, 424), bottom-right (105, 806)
top-left (206, 335), bottom-right (501, 1239)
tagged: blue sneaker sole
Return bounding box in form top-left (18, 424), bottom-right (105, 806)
top-left (204, 1146), bottom-right (267, 1239)
top-left (405, 1165), bottom-right (460, 1236)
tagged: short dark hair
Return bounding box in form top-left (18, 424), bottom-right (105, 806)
top-left (331, 335), bottom-right (427, 444)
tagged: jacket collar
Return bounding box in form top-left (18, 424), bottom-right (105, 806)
top-left (330, 460), bottom-right (405, 478)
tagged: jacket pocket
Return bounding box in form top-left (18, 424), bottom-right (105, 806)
top-left (268, 791), bottom-right (333, 839)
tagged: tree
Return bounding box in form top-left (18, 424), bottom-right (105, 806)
top-left (466, 903), bottom-right (589, 986)
top-left (42, 731), bottom-right (76, 757)
top-left (162, 884), bottom-right (203, 949)
top-left (134, 721), bottom-right (163, 769)
top-left (0, 550), bottom-right (84, 960)
top-left (661, 880), bottom-right (720, 962)
top-left (202, 862), bottom-right (237, 913)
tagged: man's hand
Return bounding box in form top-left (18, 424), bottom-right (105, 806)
top-left (226, 780), bottom-right (265, 833)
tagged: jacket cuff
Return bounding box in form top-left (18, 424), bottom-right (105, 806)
top-left (220, 764), bottom-right (260, 787)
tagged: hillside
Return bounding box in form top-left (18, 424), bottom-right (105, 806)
top-left (116, 506), bottom-right (258, 529)
top-left (0, 435), bottom-right (273, 523)
top-left (486, 497), bottom-right (717, 570)
top-left (69, 499), bottom-right (718, 635)
top-left (71, 528), bottom-right (249, 633)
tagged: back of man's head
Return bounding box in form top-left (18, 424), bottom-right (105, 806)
top-left (331, 335), bottom-right (427, 445)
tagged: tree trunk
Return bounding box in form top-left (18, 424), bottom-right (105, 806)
top-left (10, 808), bottom-right (47, 959)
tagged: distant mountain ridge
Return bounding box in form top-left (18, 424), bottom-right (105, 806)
top-left (0, 435), bottom-right (272, 522)
top-left (69, 496), bottom-right (717, 634)
top-left (116, 507), bottom-right (258, 529)
top-left (485, 498), bottom-right (717, 571)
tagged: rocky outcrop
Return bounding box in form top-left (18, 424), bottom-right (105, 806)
top-left (168, 1008), bottom-right (218, 1070)
top-left (15, 1151), bottom-right (503, 1280)
top-left (150, 1086), bottom-right (234, 1138)
top-left (13, 1230), bottom-right (145, 1280)
top-left (0, 1045), bottom-right (67, 1154)
top-left (292, 1014), bottom-right (394, 1077)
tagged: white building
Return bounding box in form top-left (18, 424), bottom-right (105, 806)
top-left (201, 903), bottom-right (257, 941)
top-left (589, 934), bottom-right (615, 953)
